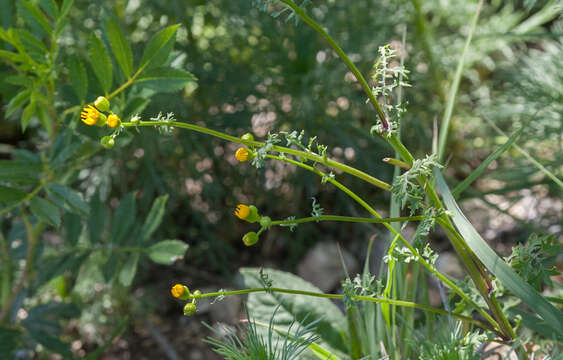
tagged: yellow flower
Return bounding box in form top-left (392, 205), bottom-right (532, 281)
top-left (107, 114), bottom-right (120, 128)
top-left (80, 105), bottom-right (99, 126)
top-left (235, 147), bottom-right (250, 162)
top-left (170, 284), bottom-right (190, 300)
top-left (234, 204), bottom-right (250, 219)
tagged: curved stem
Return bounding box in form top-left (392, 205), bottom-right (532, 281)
top-left (271, 215), bottom-right (425, 227)
top-left (187, 287), bottom-right (497, 334)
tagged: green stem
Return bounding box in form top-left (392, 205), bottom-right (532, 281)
top-left (0, 183), bottom-right (45, 217)
top-left (271, 215), bottom-right (425, 227)
top-left (280, 0), bottom-right (388, 128)
top-left (188, 287), bottom-right (497, 333)
top-left (121, 121), bottom-right (390, 190)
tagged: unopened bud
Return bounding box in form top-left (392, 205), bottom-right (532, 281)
top-left (94, 96), bottom-right (110, 112)
top-left (100, 136), bottom-right (115, 149)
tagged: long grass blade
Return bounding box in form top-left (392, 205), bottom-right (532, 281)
top-left (437, 0), bottom-right (483, 162)
top-left (452, 119), bottom-right (529, 197)
top-left (435, 169), bottom-right (563, 335)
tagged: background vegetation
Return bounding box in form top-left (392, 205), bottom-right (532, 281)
top-left (0, 0), bottom-right (561, 358)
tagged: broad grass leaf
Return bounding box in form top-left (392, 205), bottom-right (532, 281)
top-left (30, 197), bottom-right (60, 227)
top-left (435, 169), bottom-right (563, 335)
top-left (89, 34), bottom-right (113, 95)
top-left (146, 239), bottom-right (188, 265)
top-left (139, 24), bottom-right (179, 71)
top-left (136, 67), bottom-right (196, 93)
top-left (107, 17), bottom-right (133, 78)
top-left (240, 267), bottom-right (348, 355)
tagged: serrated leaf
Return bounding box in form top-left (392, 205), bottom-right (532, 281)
top-left (46, 183), bottom-right (89, 216)
top-left (30, 197), bottom-right (60, 227)
top-left (435, 169), bottom-right (563, 335)
top-left (0, 185), bottom-right (26, 203)
top-left (111, 193), bottom-right (136, 244)
top-left (240, 268), bottom-right (348, 354)
top-left (136, 67), bottom-right (196, 93)
top-left (89, 34), bottom-right (113, 95)
top-left (146, 239), bottom-right (188, 265)
top-left (68, 55), bottom-right (87, 102)
top-left (139, 24), bottom-right (179, 71)
top-left (119, 252), bottom-right (139, 286)
top-left (140, 194), bottom-right (168, 243)
top-left (107, 17), bottom-right (133, 78)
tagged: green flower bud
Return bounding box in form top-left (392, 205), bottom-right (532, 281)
top-left (259, 216), bottom-right (272, 229)
top-left (183, 302), bottom-right (197, 316)
top-left (94, 96), bottom-right (110, 112)
top-left (242, 232), bottom-right (259, 246)
top-left (241, 133), bottom-right (254, 142)
top-left (193, 290), bottom-right (202, 298)
top-left (100, 136), bottom-right (115, 149)
top-left (95, 113), bottom-right (107, 127)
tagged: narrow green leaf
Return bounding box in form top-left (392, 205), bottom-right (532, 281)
top-left (59, 0), bottom-right (73, 20)
top-left (39, 0), bottom-right (58, 19)
top-left (119, 252), bottom-right (139, 286)
top-left (21, 97), bottom-right (36, 132)
top-left (6, 89), bottom-right (31, 117)
top-left (139, 24), bottom-right (179, 71)
top-left (89, 34), bottom-right (113, 95)
top-left (68, 55), bottom-right (87, 102)
top-left (508, 308), bottom-right (563, 341)
top-left (452, 121), bottom-right (528, 197)
top-left (107, 17), bottom-right (133, 78)
top-left (30, 197), bottom-right (60, 227)
top-left (140, 194), bottom-right (168, 243)
top-left (20, 0), bottom-right (52, 36)
top-left (136, 67), bottom-right (196, 92)
top-left (435, 169), bottom-right (563, 335)
top-left (16, 29), bottom-right (48, 53)
top-left (111, 193), bottom-right (136, 244)
top-left (46, 183), bottom-right (89, 216)
top-left (146, 239), bottom-right (188, 265)
top-left (0, 185), bottom-right (26, 203)
top-left (88, 192), bottom-right (104, 243)
top-left (437, 0), bottom-right (483, 162)
top-left (0, 160), bottom-right (42, 183)
top-left (64, 212), bottom-right (81, 246)
top-left (240, 267), bottom-right (348, 355)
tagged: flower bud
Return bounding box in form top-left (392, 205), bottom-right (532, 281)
top-left (95, 113), bottom-right (107, 127)
top-left (241, 133), bottom-right (254, 142)
top-left (235, 147), bottom-right (253, 162)
top-left (192, 290), bottom-right (202, 298)
top-left (183, 302), bottom-right (197, 316)
top-left (234, 204), bottom-right (260, 223)
top-left (171, 284), bottom-right (191, 300)
top-left (107, 114), bottom-right (120, 128)
top-left (259, 216), bottom-right (272, 229)
top-left (94, 96), bottom-right (110, 112)
top-left (100, 136), bottom-right (115, 149)
top-left (242, 232), bottom-right (259, 246)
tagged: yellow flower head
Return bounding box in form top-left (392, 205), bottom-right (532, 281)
top-left (234, 204), bottom-right (250, 220)
top-left (80, 105), bottom-right (99, 126)
top-left (235, 147), bottom-right (250, 162)
top-left (107, 114), bottom-right (120, 128)
top-left (170, 284), bottom-right (190, 300)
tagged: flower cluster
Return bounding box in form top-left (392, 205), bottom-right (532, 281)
top-left (170, 284), bottom-right (201, 316)
top-left (80, 96), bottom-right (123, 149)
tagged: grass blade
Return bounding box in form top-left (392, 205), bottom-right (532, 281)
top-left (437, 0), bottom-right (483, 162)
top-left (435, 169), bottom-right (563, 335)
top-left (452, 119), bottom-right (529, 197)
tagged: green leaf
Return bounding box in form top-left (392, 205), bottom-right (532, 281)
top-left (21, 97), bottom-right (36, 132)
top-left (30, 197), bottom-right (60, 227)
top-left (146, 239), bottom-right (188, 265)
top-left (453, 121), bottom-right (528, 198)
top-left (240, 267), bottom-right (348, 355)
top-left (68, 55), bottom-right (87, 102)
top-left (64, 212), bottom-right (81, 246)
top-left (89, 34), bottom-right (113, 95)
top-left (119, 252), bottom-right (139, 286)
top-left (0, 327), bottom-right (22, 358)
top-left (0, 185), bottom-right (26, 203)
top-left (0, 160), bottom-right (41, 184)
top-left (46, 183), bottom-right (89, 216)
top-left (39, 0), bottom-right (58, 19)
top-left (111, 193), bottom-right (136, 244)
top-left (107, 17), bottom-right (133, 78)
top-left (140, 194), bottom-right (168, 243)
top-left (6, 89), bottom-right (31, 117)
top-left (121, 97), bottom-right (150, 120)
top-left (59, 0), bottom-right (73, 20)
top-left (102, 252), bottom-right (119, 281)
top-left (20, 0), bottom-right (52, 36)
top-left (507, 308), bottom-right (563, 341)
top-left (88, 192), bottom-right (104, 243)
top-left (136, 66), bottom-right (196, 92)
top-left (435, 169), bottom-right (563, 335)
top-left (139, 24), bottom-right (179, 71)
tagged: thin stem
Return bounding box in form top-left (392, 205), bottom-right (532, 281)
top-left (279, 0), bottom-right (388, 128)
top-left (0, 183), bottom-right (45, 217)
top-left (271, 215), bottom-right (425, 227)
top-left (187, 287), bottom-right (497, 333)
